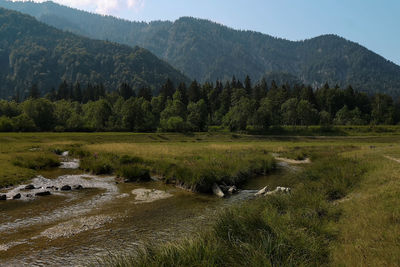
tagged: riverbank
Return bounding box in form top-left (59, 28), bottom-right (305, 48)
top-left (99, 138), bottom-right (400, 266)
top-left (100, 148), bottom-right (367, 266)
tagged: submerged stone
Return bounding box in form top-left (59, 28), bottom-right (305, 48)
top-left (61, 185), bottom-right (72, 191)
top-left (25, 184), bottom-right (35, 190)
top-left (73, 185), bottom-right (83, 190)
top-left (212, 183), bottom-right (225, 198)
top-left (35, 191), bottom-right (51, 197)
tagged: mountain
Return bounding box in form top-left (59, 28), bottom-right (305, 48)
top-left (0, 7), bottom-right (188, 99)
top-left (1, 1), bottom-right (400, 97)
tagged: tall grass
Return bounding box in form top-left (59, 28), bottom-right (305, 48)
top-left (100, 154), bottom-right (366, 266)
top-left (12, 153), bottom-right (60, 170)
top-left (75, 145), bottom-right (276, 192)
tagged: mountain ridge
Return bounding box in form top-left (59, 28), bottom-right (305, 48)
top-left (0, 0), bottom-right (400, 97)
top-left (0, 7), bottom-right (188, 99)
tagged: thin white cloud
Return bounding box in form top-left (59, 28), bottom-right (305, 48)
top-left (11, 0), bottom-right (145, 15)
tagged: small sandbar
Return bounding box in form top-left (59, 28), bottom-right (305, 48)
top-left (132, 189), bottom-right (173, 203)
top-left (275, 157), bottom-right (311, 164)
top-left (59, 159), bottom-right (80, 169)
top-left (40, 215), bottom-right (113, 240)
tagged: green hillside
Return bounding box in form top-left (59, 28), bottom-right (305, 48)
top-left (0, 7), bottom-right (188, 99)
top-left (1, 1), bottom-right (399, 96)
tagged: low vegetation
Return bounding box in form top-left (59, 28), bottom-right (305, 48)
top-left (74, 145), bottom-right (276, 192)
top-left (1, 132), bottom-right (399, 266)
top-left (98, 153), bottom-right (367, 266)
top-left (12, 153), bottom-right (60, 170)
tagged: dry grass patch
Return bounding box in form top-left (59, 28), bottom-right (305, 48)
top-left (332, 147), bottom-right (400, 266)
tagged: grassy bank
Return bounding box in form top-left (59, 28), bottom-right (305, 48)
top-left (332, 146), bottom-right (400, 265)
top-left (0, 132), bottom-right (397, 189)
top-left (74, 143), bottom-right (276, 192)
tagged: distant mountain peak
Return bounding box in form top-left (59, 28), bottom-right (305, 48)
top-left (1, 0), bottom-right (399, 97)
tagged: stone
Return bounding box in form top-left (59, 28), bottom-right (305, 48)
top-left (228, 186), bottom-right (238, 195)
top-left (61, 185), bottom-right (72, 191)
top-left (219, 185), bottom-right (229, 193)
top-left (13, 193), bottom-right (21, 200)
top-left (35, 191), bottom-right (51, 197)
top-left (73, 185), bottom-right (83, 190)
top-left (255, 186), bottom-right (270, 196)
top-left (0, 195), bottom-right (6, 201)
top-left (25, 184), bottom-right (35, 190)
top-left (212, 183), bottom-right (225, 198)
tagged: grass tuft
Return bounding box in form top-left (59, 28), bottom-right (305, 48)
top-left (12, 153), bottom-right (60, 170)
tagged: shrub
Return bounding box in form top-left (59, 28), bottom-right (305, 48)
top-left (80, 156), bottom-right (114, 175)
top-left (0, 116), bottom-right (13, 132)
top-left (12, 154), bottom-right (60, 170)
top-left (117, 165), bottom-right (151, 182)
top-left (119, 155), bottom-right (143, 165)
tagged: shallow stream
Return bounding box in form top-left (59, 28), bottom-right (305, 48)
top-left (0, 157), bottom-right (292, 266)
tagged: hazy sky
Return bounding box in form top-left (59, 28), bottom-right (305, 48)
top-left (13, 0), bottom-right (400, 65)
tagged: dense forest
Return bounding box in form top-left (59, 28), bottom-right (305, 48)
top-left (1, 76), bottom-right (398, 132)
top-left (2, 1), bottom-right (400, 97)
top-left (0, 8), bottom-right (188, 99)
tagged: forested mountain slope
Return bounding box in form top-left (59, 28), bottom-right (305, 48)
top-left (1, 0), bottom-right (400, 97)
top-left (0, 7), bottom-right (188, 99)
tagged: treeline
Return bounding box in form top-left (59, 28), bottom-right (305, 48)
top-left (1, 76), bottom-right (399, 132)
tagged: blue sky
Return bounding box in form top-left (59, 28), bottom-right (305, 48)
top-left (21, 0), bottom-right (400, 65)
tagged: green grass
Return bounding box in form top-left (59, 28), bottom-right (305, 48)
top-left (74, 146), bottom-right (276, 192)
top-left (1, 132), bottom-right (400, 265)
top-left (12, 153), bottom-right (60, 170)
top-left (98, 153), bottom-right (367, 266)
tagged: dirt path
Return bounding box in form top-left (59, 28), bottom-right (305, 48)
top-left (384, 155), bottom-right (400, 163)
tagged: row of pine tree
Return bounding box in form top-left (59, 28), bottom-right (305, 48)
top-left (1, 76), bottom-right (399, 132)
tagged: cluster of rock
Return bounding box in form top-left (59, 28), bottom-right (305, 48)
top-left (255, 186), bottom-right (291, 197)
top-left (212, 183), bottom-right (238, 198)
top-left (0, 184), bottom-right (84, 201)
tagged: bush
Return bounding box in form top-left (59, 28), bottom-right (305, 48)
top-left (80, 156), bottom-right (114, 175)
top-left (12, 154), bottom-right (60, 170)
top-left (11, 114), bottom-right (37, 132)
top-left (117, 165), bottom-right (151, 182)
top-left (119, 155), bottom-right (143, 165)
top-left (159, 116), bottom-right (189, 132)
top-left (0, 116), bottom-right (13, 132)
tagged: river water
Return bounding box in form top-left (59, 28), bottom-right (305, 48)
top-left (0, 158), bottom-right (290, 266)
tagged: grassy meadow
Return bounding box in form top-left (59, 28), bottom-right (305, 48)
top-left (1, 131), bottom-right (400, 266)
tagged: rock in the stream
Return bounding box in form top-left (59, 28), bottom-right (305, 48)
top-left (13, 193), bottom-right (21, 200)
top-left (212, 183), bottom-right (225, 198)
top-left (24, 184), bottom-right (35, 190)
top-left (0, 195), bottom-right (6, 201)
top-left (255, 186), bottom-right (270, 196)
top-left (275, 186), bottom-right (291, 193)
top-left (61, 185), bottom-right (72, 191)
top-left (26, 194), bottom-right (33, 198)
top-left (228, 186), bottom-right (238, 195)
top-left (256, 186), bottom-right (291, 197)
top-left (73, 185), bottom-right (83, 190)
top-left (35, 191), bottom-right (51, 197)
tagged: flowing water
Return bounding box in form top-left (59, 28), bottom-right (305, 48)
top-left (0, 156), bottom-right (292, 266)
